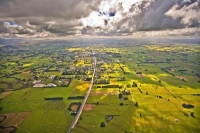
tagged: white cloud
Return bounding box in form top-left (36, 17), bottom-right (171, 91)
top-left (0, 0), bottom-right (199, 37)
top-left (165, 1), bottom-right (200, 26)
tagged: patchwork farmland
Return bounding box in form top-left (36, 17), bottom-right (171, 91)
top-left (0, 40), bottom-right (200, 133)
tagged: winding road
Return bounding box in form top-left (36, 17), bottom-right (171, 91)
top-left (67, 57), bottom-right (96, 133)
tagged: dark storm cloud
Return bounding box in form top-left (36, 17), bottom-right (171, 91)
top-left (0, 0), bottom-right (101, 37)
top-left (160, 17), bottom-right (183, 29)
top-left (112, 0), bottom-right (199, 32)
top-left (0, 0), bottom-right (90, 19)
top-left (0, 0), bottom-right (199, 37)
top-left (136, 0), bottom-right (176, 31)
top-left (110, 0), bottom-right (199, 36)
top-left (0, 21), bottom-right (8, 33)
top-left (165, 0), bottom-right (200, 27)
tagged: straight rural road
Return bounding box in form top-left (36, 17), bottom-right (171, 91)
top-left (67, 57), bottom-right (96, 133)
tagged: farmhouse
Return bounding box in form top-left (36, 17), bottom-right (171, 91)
top-left (49, 75), bottom-right (56, 79)
top-left (33, 83), bottom-right (57, 88)
top-left (46, 83), bottom-right (57, 87)
top-left (32, 80), bottom-right (42, 84)
top-left (33, 84), bottom-right (46, 88)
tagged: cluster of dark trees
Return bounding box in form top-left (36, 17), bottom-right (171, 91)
top-left (83, 78), bottom-right (91, 81)
top-left (184, 111), bottom-right (195, 118)
top-left (124, 72), bottom-right (129, 74)
top-left (196, 73), bottom-right (200, 78)
top-left (155, 95), bottom-right (162, 99)
top-left (62, 71), bottom-right (75, 75)
top-left (44, 97), bottom-right (63, 100)
top-left (119, 103), bottom-right (130, 106)
top-left (182, 103), bottom-right (194, 108)
top-left (119, 65), bottom-right (129, 74)
top-left (191, 94), bottom-right (200, 96)
top-left (87, 102), bottom-right (115, 106)
top-left (121, 89), bottom-right (130, 95)
top-left (0, 76), bottom-right (31, 91)
top-left (98, 85), bottom-right (120, 88)
top-left (68, 96), bottom-right (84, 100)
top-left (46, 69), bottom-right (59, 72)
top-left (132, 82), bottom-right (137, 87)
top-left (161, 68), bottom-right (174, 76)
top-left (178, 69), bottom-right (187, 72)
top-left (94, 80), bottom-right (110, 84)
top-left (137, 88), bottom-right (142, 93)
top-left (136, 72), bottom-right (142, 74)
top-left (119, 65), bottom-right (123, 71)
top-left (126, 84), bottom-right (131, 88)
top-left (119, 89), bottom-right (131, 100)
top-left (4, 72), bottom-right (21, 78)
top-left (138, 59), bottom-right (167, 64)
top-left (105, 115), bottom-right (114, 122)
top-left (76, 70), bottom-right (87, 75)
top-left (118, 77), bottom-right (126, 81)
top-left (0, 64), bottom-right (7, 68)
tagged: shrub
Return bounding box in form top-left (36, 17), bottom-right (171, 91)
top-left (119, 93), bottom-right (123, 99)
top-left (135, 102), bottom-right (138, 107)
top-left (124, 97), bottom-right (128, 100)
top-left (100, 122), bottom-right (106, 127)
top-left (190, 112), bottom-right (195, 117)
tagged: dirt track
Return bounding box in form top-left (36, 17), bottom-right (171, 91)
top-left (83, 104), bottom-right (94, 111)
top-left (0, 91), bottom-right (12, 99)
top-left (0, 112), bottom-right (31, 127)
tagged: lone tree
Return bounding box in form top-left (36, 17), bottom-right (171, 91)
top-left (119, 93), bottom-right (123, 99)
top-left (100, 122), bottom-right (106, 127)
top-left (135, 102), bottom-right (138, 107)
top-left (191, 112), bottom-right (195, 118)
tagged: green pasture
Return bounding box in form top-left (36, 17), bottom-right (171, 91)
top-left (13, 72), bottom-right (33, 79)
top-left (73, 82), bottom-right (200, 133)
top-left (0, 42), bottom-right (200, 133)
top-left (0, 85), bottom-right (84, 133)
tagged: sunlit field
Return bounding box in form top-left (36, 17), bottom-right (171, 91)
top-left (0, 41), bottom-right (200, 133)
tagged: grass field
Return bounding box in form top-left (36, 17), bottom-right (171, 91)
top-left (0, 83), bottom-right (88, 133)
top-left (0, 42), bottom-right (199, 133)
top-left (72, 44), bottom-right (200, 133)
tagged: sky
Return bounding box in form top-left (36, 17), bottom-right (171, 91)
top-left (0, 0), bottom-right (200, 38)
